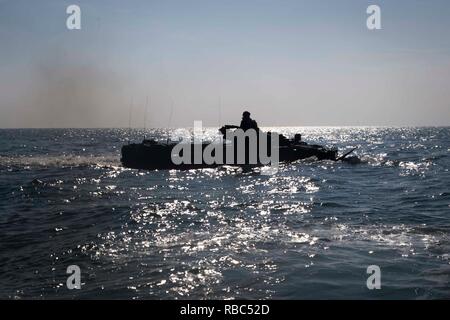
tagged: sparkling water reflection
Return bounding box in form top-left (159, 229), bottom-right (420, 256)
top-left (0, 127), bottom-right (449, 299)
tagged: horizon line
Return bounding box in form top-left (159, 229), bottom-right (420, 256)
top-left (1, 125), bottom-right (449, 130)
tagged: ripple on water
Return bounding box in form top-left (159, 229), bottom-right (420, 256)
top-left (0, 127), bottom-right (449, 299)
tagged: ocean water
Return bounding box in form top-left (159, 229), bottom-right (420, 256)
top-left (0, 127), bottom-right (449, 299)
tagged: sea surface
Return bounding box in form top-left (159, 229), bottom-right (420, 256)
top-left (0, 127), bottom-right (449, 299)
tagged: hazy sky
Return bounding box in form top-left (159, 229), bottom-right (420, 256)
top-left (1, 0), bottom-right (450, 128)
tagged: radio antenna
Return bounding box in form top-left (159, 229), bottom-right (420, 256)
top-left (218, 95), bottom-right (222, 127)
top-left (144, 95), bottom-right (149, 140)
top-left (128, 96), bottom-right (133, 144)
top-left (166, 100), bottom-right (174, 144)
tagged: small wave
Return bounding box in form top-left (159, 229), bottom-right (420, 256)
top-left (0, 155), bottom-right (121, 169)
top-left (359, 153), bottom-right (434, 174)
top-left (359, 153), bottom-right (388, 166)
